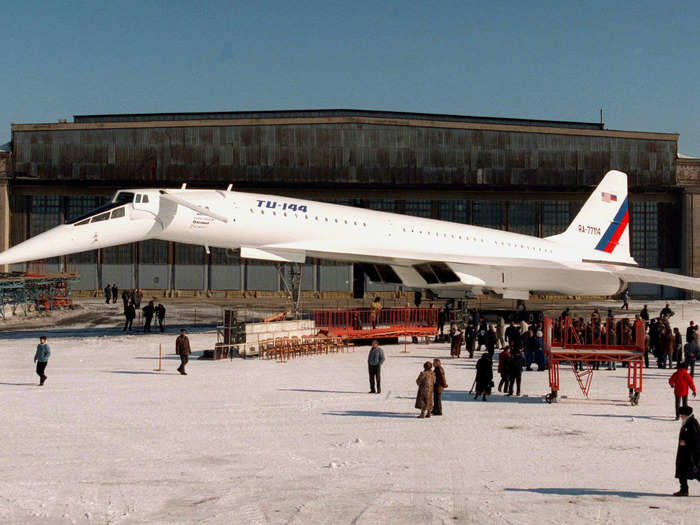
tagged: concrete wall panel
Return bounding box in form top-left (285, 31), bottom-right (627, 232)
top-left (102, 264), bottom-right (135, 290)
top-left (173, 264), bottom-right (205, 290)
top-left (139, 264), bottom-right (170, 289)
top-left (210, 264), bottom-right (242, 290)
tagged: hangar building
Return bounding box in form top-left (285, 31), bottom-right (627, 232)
top-left (1, 109), bottom-right (699, 298)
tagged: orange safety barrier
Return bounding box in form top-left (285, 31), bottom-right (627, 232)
top-left (313, 307), bottom-right (439, 341)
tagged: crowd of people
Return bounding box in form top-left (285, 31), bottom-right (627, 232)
top-left (106, 284), bottom-right (167, 333)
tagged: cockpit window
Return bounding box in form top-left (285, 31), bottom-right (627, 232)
top-left (142, 195), bottom-right (149, 203)
top-left (135, 195), bottom-right (142, 203)
top-left (112, 192), bottom-right (135, 204)
top-left (110, 207), bottom-right (125, 219)
top-left (69, 193), bottom-right (135, 225)
top-left (91, 212), bottom-right (110, 223)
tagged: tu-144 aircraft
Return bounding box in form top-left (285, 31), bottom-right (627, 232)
top-left (1, 170), bottom-right (699, 298)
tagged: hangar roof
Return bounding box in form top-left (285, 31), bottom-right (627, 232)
top-left (71, 109), bottom-right (605, 131)
top-left (12, 109), bottom-right (678, 142)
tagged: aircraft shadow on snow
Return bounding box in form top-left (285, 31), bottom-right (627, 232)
top-left (395, 390), bottom-right (544, 404)
top-left (324, 410), bottom-right (417, 419)
top-left (571, 412), bottom-right (674, 422)
top-left (505, 487), bottom-right (673, 498)
top-left (279, 388), bottom-right (368, 394)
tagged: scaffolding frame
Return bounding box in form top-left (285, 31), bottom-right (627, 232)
top-left (544, 316), bottom-right (645, 405)
top-left (0, 272), bottom-right (78, 320)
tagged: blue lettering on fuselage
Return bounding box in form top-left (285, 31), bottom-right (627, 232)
top-left (256, 199), bottom-right (308, 213)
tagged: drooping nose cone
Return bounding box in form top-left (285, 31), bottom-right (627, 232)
top-left (0, 211), bottom-right (162, 266)
top-left (0, 225), bottom-right (79, 265)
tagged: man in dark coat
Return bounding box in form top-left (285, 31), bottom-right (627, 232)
top-left (111, 283), bottom-right (118, 304)
top-left (505, 321), bottom-right (520, 351)
top-left (431, 359), bottom-right (448, 416)
top-left (485, 325), bottom-right (498, 358)
top-left (121, 289), bottom-right (130, 308)
top-left (685, 334), bottom-right (700, 378)
top-left (687, 321), bottom-right (698, 348)
top-left (674, 406), bottom-right (700, 496)
top-left (142, 301), bottom-right (155, 332)
top-left (175, 329), bottom-right (191, 375)
top-left (104, 284), bottom-right (111, 304)
top-left (473, 353), bottom-right (493, 401)
top-left (123, 303), bottom-right (136, 332)
top-left (156, 303), bottom-right (166, 332)
top-left (640, 305), bottom-right (650, 322)
top-left (367, 340), bottom-right (385, 394)
top-left (464, 323), bottom-right (476, 358)
top-left (507, 348), bottom-right (525, 396)
top-left (661, 303), bottom-right (675, 320)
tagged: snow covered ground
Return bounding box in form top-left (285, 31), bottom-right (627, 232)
top-left (1, 301), bottom-right (699, 524)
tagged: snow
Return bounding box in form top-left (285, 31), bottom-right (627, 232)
top-left (1, 301), bottom-right (700, 524)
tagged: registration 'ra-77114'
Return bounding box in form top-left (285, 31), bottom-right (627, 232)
top-left (577, 224), bottom-right (601, 235)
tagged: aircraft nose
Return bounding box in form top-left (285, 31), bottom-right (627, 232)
top-left (0, 224), bottom-right (76, 266)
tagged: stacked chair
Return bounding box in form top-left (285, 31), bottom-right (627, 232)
top-left (258, 334), bottom-right (355, 361)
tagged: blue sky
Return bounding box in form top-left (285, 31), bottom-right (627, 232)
top-left (2, 1), bottom-right (699, 154)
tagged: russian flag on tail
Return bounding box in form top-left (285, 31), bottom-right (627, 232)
top-left (601, 192), bottom-right (617, 202)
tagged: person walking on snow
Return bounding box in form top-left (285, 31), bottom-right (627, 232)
top-left (175, 329), bottom-right (191, 375)
top-left (104, 284), bottom-right (111, 304)
top-left (673, 405), bottom-right (700, 496)
top-left (123, 302), bottom-right (135, 331)
top-left (621, 289), bottom-right (630, 310)
top-left (497, 345), bottom-right (511, 392)
top-left (156, 303), bottom-right (166, 333)
top-left (367, 340), bottom-right (385, 394)
top-left (670, 362), bottom-right (696, 420)
top-left (34, 336), bottom-right (51, 386)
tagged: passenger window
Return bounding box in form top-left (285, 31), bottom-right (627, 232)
top-left (110, 207), bottom-right (125, 219)
top-left (135, 195), bottom-right (142, 203)
top-left (142, 195), bottom-right (149, 203)
top-left (91, 212), bottom-right (110, 223)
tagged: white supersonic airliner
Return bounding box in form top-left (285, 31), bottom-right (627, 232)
top-left (1, 170), bottom-right (699, 298)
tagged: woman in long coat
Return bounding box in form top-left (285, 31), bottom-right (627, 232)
top-left (415, 361), bottom-right (435, 418)
top-left (431, 359), bottom-right (448, 416)
top-left (674, 405), bottom-right (700, 496)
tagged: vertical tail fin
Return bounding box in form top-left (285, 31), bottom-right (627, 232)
top-left (547, 170), bottom-right (635, 264)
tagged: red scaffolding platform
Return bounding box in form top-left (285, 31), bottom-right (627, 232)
top-left (544, 316), bottom-right (645, 405)
top-left (313, 307), bottom-right (438, 342)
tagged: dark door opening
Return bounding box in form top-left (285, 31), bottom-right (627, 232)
top-left (352, 264), bottom-right (366, 299)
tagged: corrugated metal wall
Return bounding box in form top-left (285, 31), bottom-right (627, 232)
top-left (12, 124), bottom-right (676, 189)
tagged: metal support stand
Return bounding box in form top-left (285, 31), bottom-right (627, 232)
top-left (571, 362), bottom-right (594, 399)
top-left (276, 263), bottom-right (303, 317)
